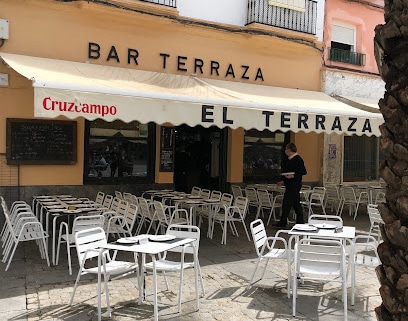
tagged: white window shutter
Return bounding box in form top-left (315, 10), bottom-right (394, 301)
top-left (332, 24), bottom-right (355, 46)
top-left (268, 0), bottom-right (306, 12)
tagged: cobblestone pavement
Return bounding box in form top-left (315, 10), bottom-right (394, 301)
top-left (0, 211), bottom-right (381, 320)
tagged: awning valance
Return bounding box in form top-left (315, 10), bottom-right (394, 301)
top-left (0, 53), bottom-right (384, 136)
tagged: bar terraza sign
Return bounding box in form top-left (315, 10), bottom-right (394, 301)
top-left (87, 42), bottom-right (265, 82)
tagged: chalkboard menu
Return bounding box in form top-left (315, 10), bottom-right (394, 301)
top-left (6, 118), bottom-right (77, 165)
top-left (159, 126), bottom-right (175, 172)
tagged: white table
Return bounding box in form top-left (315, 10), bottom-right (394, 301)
top-left (103, 235), bottom-right (199, 321)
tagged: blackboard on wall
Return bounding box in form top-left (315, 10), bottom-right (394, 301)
top-left (159, 126), bottom-right (175, 172)
top-left (6, 118), bottom-right (77, 165)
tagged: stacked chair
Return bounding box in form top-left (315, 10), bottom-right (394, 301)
top-left (0, 197), bottom-right (49, 271)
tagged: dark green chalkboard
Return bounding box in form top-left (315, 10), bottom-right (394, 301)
top-left (6, 118), bottom-right (77, 165)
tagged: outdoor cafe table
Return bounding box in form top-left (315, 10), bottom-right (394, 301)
top-left (103, 235), bottom-right (199, 321)
top-left (33, 195), bottom-right (101, 265)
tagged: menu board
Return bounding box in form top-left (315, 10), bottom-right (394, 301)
top-left (6, 118), bottom-right (77, 165)
top-left (159, 126), bottom-right (175, 172)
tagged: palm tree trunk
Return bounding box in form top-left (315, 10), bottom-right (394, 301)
top-left (374, 2), bottom-right (408, 320)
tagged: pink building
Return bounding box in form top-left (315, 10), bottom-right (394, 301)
top-left (321, 0), bottom-right (385, 184)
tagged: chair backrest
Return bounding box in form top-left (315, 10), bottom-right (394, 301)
top-left (311, 186), bottom-right (326, 199)
top-left (353, 235), bottom-right (380, 267)
top-left (210, 190), bottom-right (222, 200)
top-left (74, 227), bottom-right (108, 263)
top-left (115, 191), bottom-right (123, 200)
top-left (231, 185), bottom-right (243, 199)
top-left (116, 199), bottom-right (129, 216)
top-left (191, 187), bottom-right (201, 196)
top-left (308, 214), bottom-right (343, 227)
top-left (102, 194), bottom-right (113, 208)
top-left (95, 191), bottom-right (105, 205)
top-left (244, 187), bottom-right (258, 203)
top-left (219, 193), bottom-right (233, 208)
top-left (200, 189), bottom-right (211, 199)
top-left (295, 238), bottom-right (345, 276)
top-left (230, 196), bottom-right (249, 219)
top-left (110, 197), bottom-right (122, 212)
top-left (257, 189), bottom-right (272, 206)
top-left (367, 204), bottom-right (384, 225)
top-left (341, 186), bottom-right (357, 202)
top-left (122, 192), bottom-right (133, 202)
top-left (166, 224), bottom-right (200, 255)
top-left (72, 215), bottom-right (105, 234)
top-left (138, 197), bottom-right (153, 218)
top-left (375, 191), bottom-right (386, 204)
top-left (153, 200), bottom-right (169, 224)
top-left (324, 184), bottom-right (340, 200)
top-left (250, 219), bottom-right (267, 256)
top-left (301, 185), bottom-right (312, 191)
top-left (125, 202), bottom-right (138, 230)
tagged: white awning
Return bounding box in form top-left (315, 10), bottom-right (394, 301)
top-left (332, 95), bottom-right (381, 114)
top-left (0, 53), bottom-right (383, 136)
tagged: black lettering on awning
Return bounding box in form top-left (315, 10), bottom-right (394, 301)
top-left (362, 119), bottom-right (372, 133)
top-left (331, 116), bottom-right (342, 131)
top-left (316, 115), bottom-right (326, 130)
top-left (202, 105), bottom-right (214, 123)
top-left (347, 117), bottom-right (357, 132)
top-left (262, 111), bottom-right (274, 127)
top-left (298, 113), bottom-right (309, 129)
top-left (281, 112), bottom-right (291, 128)
top-left (223, 107), bottom-right (233, 124)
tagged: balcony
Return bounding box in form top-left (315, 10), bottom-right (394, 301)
top-left (246, 0), bottom-right (317, 35)
top-left (141, 0), bottom-right (176, 8)
top-left (329, 48), bottom-right (366, 66)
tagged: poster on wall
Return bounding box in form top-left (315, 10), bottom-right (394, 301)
top-left (329, 144), bottom-right (337, 159)
top-left (159, 126), bottom-right (175, 172)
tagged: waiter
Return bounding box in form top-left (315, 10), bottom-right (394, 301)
top-left (274, 143), bottom-right (307, 228)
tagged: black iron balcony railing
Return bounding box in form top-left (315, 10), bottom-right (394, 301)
top-left (329, 48), bottom-right (366, 66)
top-left (246, 0), bottom-right (317, 35)
top-left (141, 0), bottom-right (176, 8)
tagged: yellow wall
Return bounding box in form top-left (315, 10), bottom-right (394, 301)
top-left (0, 0), bottom-right (323, 186)
top-left (293, 132), bottom-right (321, 183)
top-left (227, 128), bottom-right (244, 183)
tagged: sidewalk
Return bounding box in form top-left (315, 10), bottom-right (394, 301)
top-left (0, 212), bottom-right (380, 320)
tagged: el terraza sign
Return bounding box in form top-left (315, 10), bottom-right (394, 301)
top-left (39, 95), bottom-right (375, 135)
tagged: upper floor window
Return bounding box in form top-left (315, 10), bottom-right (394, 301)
top-left (329, 22), bottom-right (365, 66)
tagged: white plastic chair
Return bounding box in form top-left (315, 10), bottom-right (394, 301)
top-left (106, 202), bottom-right (138, 239)
top-left (231, 185), bottom-right (244, 199)
top-left (292, 238), bottom-right (348, 320)
top-left (367, 204), bottom-right (384, 241)
top-left (255, 189), bottom-right (280, 224)
top-left (69, 227), bottom-right (138, 321)
top-left (143, 224), bottom-right (204, 313)
top-left (191, 186), bottom-right (201, 196)
top-left (244, 187), bottom-right (260, 215)
top-left (2, 211), bottom-right (49, 271)
top-left (324, 184), bottom-right (341, 214)
top-left (350, 235), bottom-right (380, 305)
top-left (95, 191), bottom-right (105, 207)
top-left (211, 196), bottom-right (251, 244)
top-left (56, 214), bottom-right (105, 275)
top-left (247, 219), bottom-right (291, 297)
top-left (338, 186), bottom-right (358, 217)
top-left (302, 186), bottom-right (326, 218)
